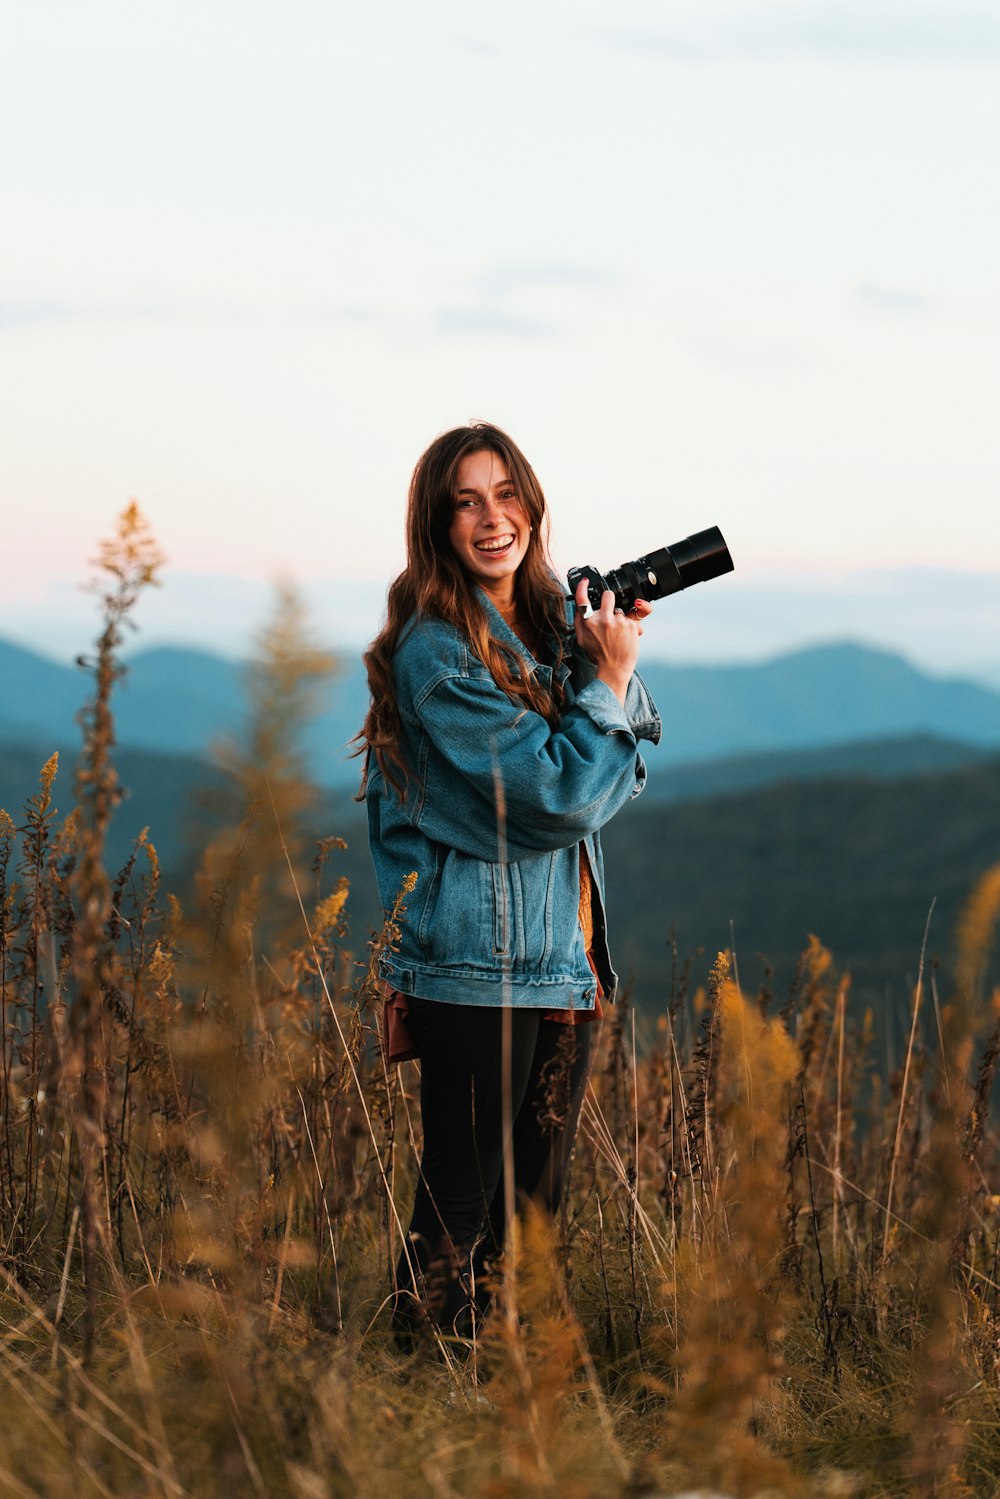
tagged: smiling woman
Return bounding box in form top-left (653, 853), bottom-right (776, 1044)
top-left (448, 449), bottom-right (530, 598)
top-left (357, 420), bottom-right (661, 1350)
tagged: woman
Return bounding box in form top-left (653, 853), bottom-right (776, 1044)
top-left (359, 421), bottom-right (660, 1345)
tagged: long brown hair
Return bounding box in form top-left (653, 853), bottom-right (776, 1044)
top-left (358, 422), bottom-right (568, 798)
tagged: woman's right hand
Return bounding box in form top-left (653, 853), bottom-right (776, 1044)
top-left (573, 577), bottom-right (644, 706)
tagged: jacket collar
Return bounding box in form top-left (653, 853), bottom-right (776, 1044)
top-left (476, 586), bottom-right (570, 687)
top-left (476, 586), bottom-right (531, 654)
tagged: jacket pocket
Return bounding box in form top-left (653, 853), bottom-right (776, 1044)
top-left (489, 860), bottom-right (526, 960)
top-left (417, 845), bottom-right (494, 968)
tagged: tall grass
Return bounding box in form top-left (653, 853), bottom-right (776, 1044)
top-left (1, 507), bottom-right (999, 1498)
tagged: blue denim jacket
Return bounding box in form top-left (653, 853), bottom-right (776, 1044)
top-left (366, 591), bottom-right (661, 1009)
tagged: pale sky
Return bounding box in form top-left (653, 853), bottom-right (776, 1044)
top-left (2, 0), bottom-right (998, 674)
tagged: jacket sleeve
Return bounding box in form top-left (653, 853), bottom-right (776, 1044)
top-left (567, 645), bottom-right (661, 745)
top-left (408, 666), bottom-right (647, 860)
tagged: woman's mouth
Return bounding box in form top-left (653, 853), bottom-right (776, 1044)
top-left (474, 534), bottom-right (515, 556)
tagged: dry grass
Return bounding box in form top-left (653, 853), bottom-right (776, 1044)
top-left (2, 506), bottom-right (1000, 1498)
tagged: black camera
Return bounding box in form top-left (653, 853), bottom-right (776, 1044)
top-left (567, 525), bottom-right (734, 613)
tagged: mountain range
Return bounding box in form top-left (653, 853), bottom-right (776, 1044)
top-left (4, 634), bottom-right (1000, 793)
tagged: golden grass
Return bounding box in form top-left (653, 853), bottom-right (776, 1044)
top-left (2, 506), bottom-right (1000, 1498)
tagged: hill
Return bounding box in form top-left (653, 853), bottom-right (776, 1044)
top-left (3, 729), bottom-right (995, 893)
top-left (600, 755), bottom-right (1000, 1031)
top-left (642, 731), bottom-right (994, 804)
top-left (4, 634), bottom-right (1000, 791)
top-left (0, 741), bottom-right (233, 876)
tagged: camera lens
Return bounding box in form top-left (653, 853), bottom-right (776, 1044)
top-left (567, 526), bottom-right (733, 612)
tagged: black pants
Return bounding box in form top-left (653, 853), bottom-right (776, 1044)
top-left (394, 998), bottom-right (593, 1344)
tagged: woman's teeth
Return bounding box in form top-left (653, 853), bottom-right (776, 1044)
top-left (475, 535), bottom-right (514, 553)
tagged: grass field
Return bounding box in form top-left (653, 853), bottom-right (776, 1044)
top-left (2, 508), bottom-right (999, 1499)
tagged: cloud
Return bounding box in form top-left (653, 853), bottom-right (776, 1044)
top-left (854, 283), bottom-right (933, 316)
top-left (0, 302), bottom-right (76, 329)
top-left (606, 1), bottom-right (1000, 64)
top-left (451, 34), bottom-right (505, 59)
top-left (0, 297), bottom-right (382, 335)
top-left (675, 327), bottom-right (814, 370)
top-left (433, 307), bottom-right (554, 338)
top-left (477, 264), bottom-right (619, 297)
top-left (432, 261), bottom-right (618, 340)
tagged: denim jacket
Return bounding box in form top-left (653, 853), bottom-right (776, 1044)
top-left (365, 590), bottom-right (661, 1009)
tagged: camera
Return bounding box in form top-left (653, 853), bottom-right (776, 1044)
top-left (567, 525), bottom-right (734, 613)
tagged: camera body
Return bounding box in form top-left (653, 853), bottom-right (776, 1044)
top-left (567, 525), bottom-right (734, 613)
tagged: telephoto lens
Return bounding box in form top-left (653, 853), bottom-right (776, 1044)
top-left (567, 525), bottom-right (733, 613)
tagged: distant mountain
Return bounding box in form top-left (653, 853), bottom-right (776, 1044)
top-left (643, 733), bottom-right (995, 805)
top-left (0, 638), bottom-right (250, 758)
top-left (637, 642), bottom-right (1000, 767)
top-left (4, 635), bottom-right (1000, 791)
top-left (0, 639), bottom-right (86, 742)
top-left (110, 646), bottom-right (249, 754)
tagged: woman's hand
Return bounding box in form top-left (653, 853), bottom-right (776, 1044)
top-left (573, 579), bottom-right (652, 706)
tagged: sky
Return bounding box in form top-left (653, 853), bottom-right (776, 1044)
top-left (2, 0), bottom-right (998, 679)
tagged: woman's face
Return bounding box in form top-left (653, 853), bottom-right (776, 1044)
top-left (448, 448), bottom-right (530, 603)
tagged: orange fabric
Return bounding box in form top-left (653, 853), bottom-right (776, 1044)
top-left (577, 844), bottom-right (595, 952)
top-left (543, 844), bottom-right (602, 1024)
